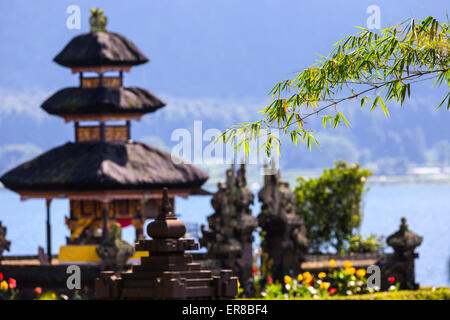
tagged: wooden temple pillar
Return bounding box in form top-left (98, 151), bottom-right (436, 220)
top-left (101, 202), bottom-right (110, 241)
top-left (45, 198), bottom-right (52, 264)
top-left (100, 121), bottom-right (106, 142)
top-left (133, 199), bottom-right (146, 242)
top-left (126, 120), bottom-right (131, 140)
top-left (98, 72), bottom-right (104, 87)
top-left (74, 121), bottom-right (79, 142)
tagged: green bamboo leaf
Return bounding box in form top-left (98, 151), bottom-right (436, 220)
top-left (379, 97), bottom-right (390, 117)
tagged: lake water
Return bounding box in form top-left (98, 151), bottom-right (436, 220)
top-left (0, 184), bottom-right (449, 287)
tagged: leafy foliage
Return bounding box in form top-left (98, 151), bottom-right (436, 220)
top-left (343, 234), bottom-right (385, 253)
top-left (220, 16), bottom-right (450, 155)
top-left (294, 160), bottom-right (372, 252)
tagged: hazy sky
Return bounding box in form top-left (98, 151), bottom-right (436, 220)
top-left (0, 1), bottom-right (447, 98)
top-left (0, 1), bottom-right (448, 171)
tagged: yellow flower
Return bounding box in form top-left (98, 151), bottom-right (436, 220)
top-left (297, 274), bottom-right (303, 282)
top-left (356, 269), bottom-right (366, 278)
top-left (51, 293), bottom-right (56, 299)
top-left (344, 260), bottom-right (352, 268)
top-left (320, 282), bottom-right (330, 290)
top-left (237, 280), bottom-right (240, 288)
top-left (302, 272), bottom-right (313, 285)
top-left (318, 272), bottom-right (326, 279)
top-left (284, 275), bottom-right (292, 284)
top-left (0, 280), bottom-right (8, 292)
top-left (329, 259), bottom-right (336, 268)
top-left (345, 267), bottom-right (356, 275)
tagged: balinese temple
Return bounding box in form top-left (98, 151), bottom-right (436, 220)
top-left (0, 11), bottom-right (209, 264)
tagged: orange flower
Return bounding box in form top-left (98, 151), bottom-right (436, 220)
top-left (356, 269), bottom-right (366, 278)
top-left (0, 281), bottom-right (8, 292)
top-left (345, 267), bottom-right (356, 275)
top-left (318, 272), bottom-right (326, 279)
top-left (329, 259), bottom-right (336, 268)
top-left (302, 272), bottom-right (313, 285)
top-left (284, 275), bottom-right (292, 284)
top-left (343, 260), bottom-right (352, 268)
top-left (320, 282), bottom-right (330, 290)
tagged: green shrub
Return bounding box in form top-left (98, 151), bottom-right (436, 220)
top-left (294, 160), bottom-right (372, 253)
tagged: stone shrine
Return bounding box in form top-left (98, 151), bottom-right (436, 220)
top-left (258, 164), bottom-right (309, 281)
top-left (95, 188), bottom-right (238, 299)
top-left (200, 164), bottom-right (258, 291)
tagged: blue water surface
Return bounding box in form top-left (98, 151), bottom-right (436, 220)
top-left (0, 184), bottom-right (449, 286)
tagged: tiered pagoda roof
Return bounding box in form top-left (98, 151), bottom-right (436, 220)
top-left (0, 9), bottom-right (210, 256)
top-left (0, 10), bottom-right (209, 200)
top-left (54, 31), bottom-right (149, 68)
top-left (1, 141), bottom-right (208, 192)
top-left (42, 87), bottom-right (165, 117)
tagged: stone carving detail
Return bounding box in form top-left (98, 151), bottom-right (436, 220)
top-left (95, 188), bottom-right (238, 299)
top-left (258, 164), bottom-right (309, 281)
top-left (200, 164), bottom-right (258, 288)
top-left (378, 217), bottom-right (423, 290)
top-left (0, 221), bottom-right (11, 263)
top-left (89, 8), bottom-right (108, 32)
top-left (96, 222), bottom-right (135, 270)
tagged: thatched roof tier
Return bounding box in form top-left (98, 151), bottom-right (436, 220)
top-left (41, 87), bottom-right (165, 116)
top-left (54, 31), bottom-right (148, 68)
top-left (0, 141), bottom-right (209, 192)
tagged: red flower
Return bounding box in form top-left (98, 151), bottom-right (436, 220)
top-left (328, 287), bottom-right (337, 295)
top-left (8, 278), bottom-right (16, 289)
top-left (84, 285), bottom-right (89, 292)
top-left (0, 272), bottom-right (3, 281)
top-left (252, 267), bottom-right (258, 276)
top-left (388, 276), bottom-right (395, 284)
top-left (309, 274), bottom-right (314, 286)
top-left (34, 287), bottom-right (42, 295)
top-left (267, 276), bottom-right (273, 284)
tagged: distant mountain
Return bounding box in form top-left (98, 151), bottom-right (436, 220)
top-left (0, 0), bottom-right (449, 183)
top-left (0, 86), bottom-right (449, 182)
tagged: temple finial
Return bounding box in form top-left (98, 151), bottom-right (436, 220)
top-left (89, 8), bottom-right (108, 32)
top-left (400, 217), bottom-right (409, 232)
top-left (158, 187), bottom-right (175, 220)
top-left (147, 187), bottom-right (186, 239)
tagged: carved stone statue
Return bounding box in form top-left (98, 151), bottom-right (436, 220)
top-left (89, 8), bottom-right (108, 32)
top-left (96, 222), bottom-right (135, 270)
top-left (377, 217), bottom-right (423, 290)
top-left (0, 221), bottom-right (11, 264)
top-left (258, 164), bottom-right (309, 281)
top-left (200, 164), bottom-right (258, 290)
